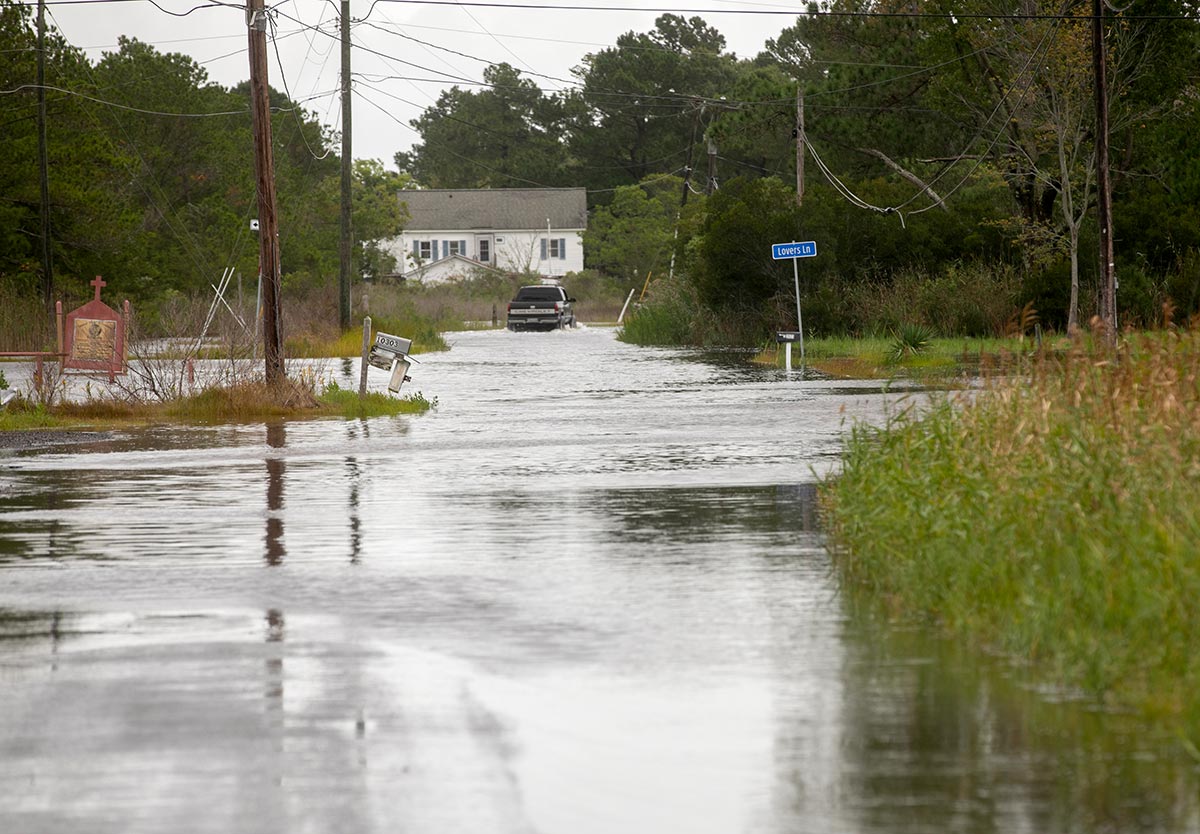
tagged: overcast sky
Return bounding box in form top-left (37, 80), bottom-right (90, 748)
top-left (44, 0), bottom-right (799, 168)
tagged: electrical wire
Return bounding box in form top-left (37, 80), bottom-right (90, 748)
top-left (297, 5), bottom-right (1015, 113)
top-left (15, 0), bottom-right (243, 13)
top-left (454, 1), bottom-right (553, 88)
top-left (0, 83), bottom-right (250, 116)
top-left (902, 17), bottom-right (1065, 216)
top-left (801, 12), bottom-right (1064, 225)
top-left (355, 0), bottom-right (1196, 21)
top-left (355, 84), bottom-right (566, 187)
top-left (44, 8), bottom-right (225, 293)
top-left (268, 7), bottom-right (336, 159)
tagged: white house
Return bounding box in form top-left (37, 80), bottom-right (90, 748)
top-left (385, 188), bottom-right (587, 283)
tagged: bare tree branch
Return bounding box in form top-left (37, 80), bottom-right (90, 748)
top-left (857, 147), bottom-right (950, 212)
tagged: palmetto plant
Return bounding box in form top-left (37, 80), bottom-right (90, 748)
top-left (888, 323), bottom-right (934, 361)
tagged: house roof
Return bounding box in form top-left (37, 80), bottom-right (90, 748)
top-left (399, 188), bottom-right (587, 232)
top-left (407, 253), bottom-right (505, 280)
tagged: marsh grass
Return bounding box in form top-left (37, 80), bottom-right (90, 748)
top-left (288, 313), bottom-right (449, 358)
top-left (824, 323), bottom-right (1200, 736)
top-left (1, 378), bottom-right (433, 430)
top-left (618, 277), bottom-right (766, 347)
top-left (754, 335), bottom-right (1034, 379)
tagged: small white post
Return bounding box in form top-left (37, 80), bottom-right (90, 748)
top-left (617, 288), bottom-right (636, 324)
top-left (785, 341), bottom-right (792, 373)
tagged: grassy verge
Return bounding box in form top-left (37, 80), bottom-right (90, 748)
top-left (755, 334), bottom-right (1045, 379)
top-left (822, 328), bottom-right (1200, 739)
top-left (1, 380), bottom-right (433, 431)
top-left (287, 314), bottom-right (450, 358)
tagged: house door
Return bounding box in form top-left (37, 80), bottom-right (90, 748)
top-left (475, 234), bottom-right (494, 265)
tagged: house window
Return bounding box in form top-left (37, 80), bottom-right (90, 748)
top-left (415, 240), bottom-right (434, 261)
top-left (478, 239), bottom-right (491, 263)
top-left (446, 239), bottom-right (467, 257)
top-left (540, 238), bottom-right (567, 260)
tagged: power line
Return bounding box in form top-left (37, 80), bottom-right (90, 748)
top-left (13, 0), bottom-right (243, 12)
top-left (461, 2), bottom-right (557, 89)
top-left (355, 84), bottom-right (564, 187)
top-left (0, 83), bottom-right (249, 116)
top-left (268, 9), bottom-right (336, 159)
top-left (278, 2), bottom-right (1015, 114)
top-left (0, 81), bottom-right (334, 116)
top-left (357, 0), bottom-right (1198, 21)
top-left (355, 77), bottom-right (696, 173)
top-left (44, 8), bottom-right (224, 294)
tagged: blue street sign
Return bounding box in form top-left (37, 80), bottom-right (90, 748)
top-left (771, 241), bottom-right (817, 260)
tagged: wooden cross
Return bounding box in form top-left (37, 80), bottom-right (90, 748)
top-left (91, 275), bottom-right (106, 302)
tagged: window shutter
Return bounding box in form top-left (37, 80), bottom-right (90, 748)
top-left (557, 238), bottom-right (566, 259)
top-left (541, 239), bottom-right (548, 260)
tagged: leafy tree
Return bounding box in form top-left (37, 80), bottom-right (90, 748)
top-left (353, 159), bottom-right (411, 279)
top-left (0, 4), bottom-right (127, 298)
top-left (584, 175), bottom-right (702, 281)
top-left (567, 15), bottom-right (738, 193)
top-left (761, 0), bottom-right (969, 181)
top-left (706, 64), bottom-right (797, 182)
top-left (395, 63), bottom-right (569, 189)
top-left (689, 176), bottom-right (803, 321)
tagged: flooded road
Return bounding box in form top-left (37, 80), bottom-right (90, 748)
top-left (1, 327), bottom-right (1197, 833)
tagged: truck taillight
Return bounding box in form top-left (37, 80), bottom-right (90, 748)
top-left (507, 302), bottom-right (513, 312)
top-left (555, 301), bottom-right (563, 312)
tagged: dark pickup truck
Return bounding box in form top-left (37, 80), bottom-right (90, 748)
top-left (506, 284), bottom-right (577, 331)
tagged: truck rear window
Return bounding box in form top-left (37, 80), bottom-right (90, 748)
top-left (515, 287), bottom-right (565, 302)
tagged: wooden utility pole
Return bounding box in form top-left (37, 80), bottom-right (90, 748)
top-left (1093, 0), bottom-right (1116, 341)
top-left (795, 86), bottom-right (805, 208)
top-left (338, 0), bottom-right (352, 331)
top-left (36, 0), bottom-right (53, 309)
top-left (247, 0), bottom-right (285, 384)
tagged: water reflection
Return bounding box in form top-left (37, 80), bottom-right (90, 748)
top-left (346, 456), bottom-right (362, 564)
top-left (264, 609), bottom-right (284, 723)
top-left (0, 329), bottom-right (1196, 833)
top-left (265, 423), bottom-right (286, 566)
top-left (0, 478), bottom-right (81, 564)
top-left (829, 618), bottom-right (1200, 833)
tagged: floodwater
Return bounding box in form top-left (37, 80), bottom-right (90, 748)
top-left (0, 327), bottom-right (1196, 834)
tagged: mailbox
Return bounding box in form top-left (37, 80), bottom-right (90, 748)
top-left (366, 331), bottom-right (414, 392)
top-left (388, 357), bottom-right (411, 393)
top-left (369, 331), bottom-right (413, 372)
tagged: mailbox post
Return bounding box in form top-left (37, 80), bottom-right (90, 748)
top-left (776, 331), bottom-right (802, 373)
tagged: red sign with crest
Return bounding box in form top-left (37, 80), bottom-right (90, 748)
top-left (63, 276), bottom-right (126, 378)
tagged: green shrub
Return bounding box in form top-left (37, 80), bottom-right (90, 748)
top-left (825, 328), bottom-right (1200, 735)
top-left (888, 323), bottom-right (934, 360)
top-left (619, 277), bottom-right (701, 346)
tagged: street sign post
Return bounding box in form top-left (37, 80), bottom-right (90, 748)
top-left (771, 241), bottom-right (817, 370)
